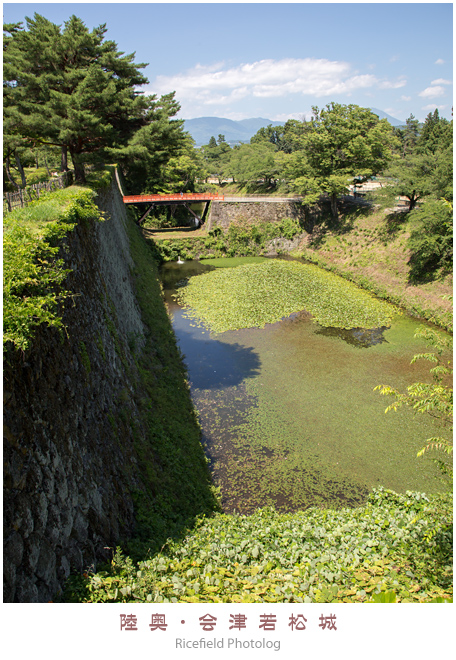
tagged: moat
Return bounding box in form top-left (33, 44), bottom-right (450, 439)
top-left (161, 257), bottom-right (447, 514)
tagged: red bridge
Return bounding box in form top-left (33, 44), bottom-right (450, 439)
top-left (123, 193), bottom-right (224, 204)
top-left (123, 193), bottom-right (224, 225)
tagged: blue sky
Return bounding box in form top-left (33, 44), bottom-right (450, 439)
top-left (3, 2), bottom-right (453, 122)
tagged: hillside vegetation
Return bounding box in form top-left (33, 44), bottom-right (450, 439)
top-left (295, 200), bottom-right (453, 331)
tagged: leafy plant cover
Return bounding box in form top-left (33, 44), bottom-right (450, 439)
top-left (64, 488), bottom-right (452, 603)
top-left (151, 217), bottom-right (303, 263)
top-left (176, 259), bottom-right (397, 332)
top-left (3, 188), bottom-right (103, 352)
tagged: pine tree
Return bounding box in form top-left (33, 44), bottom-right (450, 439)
top-left (3, 13), bottom-right (151, 182)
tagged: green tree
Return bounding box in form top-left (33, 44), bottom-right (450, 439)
top-left (229, 142), bottom-right (278, 188)
top-left (251, 119), bottom-right (310, 154)
top-left (417, 109), bottom-right (452, 155)
top-left (382, 151), bottom-right (436, 211)
top-left (201, 135), bottom-right (232, 183)
top-left (381, 111), bottom-right (453, 211)
top-left (407, 198), bottom-right (453, 282)
top-left (250, 124), bottom-right (285, 150)
top-left (298, 103), bottom-right (397, 219)
top-left (108, 92), bottom-right (189, 193)
top-left (161, 136), bottom-right (208, 193)
top-left (4, 13), bottom-right (151, 182)
top-left (394, 114), bottom-right (420, 157)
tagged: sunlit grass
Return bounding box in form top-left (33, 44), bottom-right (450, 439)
top-left (3, 186), bottom-right (90, 236)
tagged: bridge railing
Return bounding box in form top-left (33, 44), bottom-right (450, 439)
top-left (123, 193), bottom-right (225, 203)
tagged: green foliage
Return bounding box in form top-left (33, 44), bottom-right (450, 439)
top-left (111, 94), bottom-right (194, 194)
top-left (3, 13), bottom-right (157, 182)
top-left (229, 142), bottom-right (279, 187)
top-left (64, 488), bottom-right (453, 603)
top-left (3, 187), bottom-right (102, 352)
top-left (376, 321), bottom-right (453, 477)
top-left (176, 259), bottom-right (397, 333)
top-left (150, 217), bottom-right (303, 262)
top-left (200, 135), bottom-right (232, 183)
top-left (407, 198), bottom-right (453, 282)
top-left (294, 103), bottom-right (398, 218)
top-left (251, 119), bottom-right (310, 154)
top-left (377, 109), bottom-right (452, 214)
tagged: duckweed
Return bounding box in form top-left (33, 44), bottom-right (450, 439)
top-left (176, 260), bottom-right (397, 333)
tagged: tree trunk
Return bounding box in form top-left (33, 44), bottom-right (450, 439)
top-left (330, 192), bottom-right (338, 220)
top-left (15, 153), bottom-right (27, 187)
top-left (408, 192), bottom-right (418, 211)
top-left (5, 156), bottom-right (20, 190)
top-left (70, 149), bottom-right (86, 183)
top-left (61, 146), bottom-right (68, 172)
top-left (44, 155), bottom-right (51, 177)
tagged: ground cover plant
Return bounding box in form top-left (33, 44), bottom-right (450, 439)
top-left (3, 186), bottom-right (103, 351)
top-left (64, 488), bottom-right (452, 603)
top-left (175, 259), bottom-right (397, 332)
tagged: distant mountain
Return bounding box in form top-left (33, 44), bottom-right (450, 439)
top-left (370, 108), bottom-right (405, 127)
top-left (183, 116), bottom-right (283, 146)
top-left (184, 110), bottom-right (406, 146)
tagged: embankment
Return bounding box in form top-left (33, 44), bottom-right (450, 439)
top-left (3, 178), bottom-right (217, 602)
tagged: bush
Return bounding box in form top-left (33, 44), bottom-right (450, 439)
top-left (408, 198), bottom-right (453, 282)
top-left (152, 218), bottom-right (303, 262)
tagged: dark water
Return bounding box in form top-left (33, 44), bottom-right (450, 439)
top-left (162, 258), bottom-right (448, 514)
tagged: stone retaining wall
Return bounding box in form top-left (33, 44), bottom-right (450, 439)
top-left (3, 181), bottom-right (150, 602)
top-left (206, 199), bottom-right (306, 231)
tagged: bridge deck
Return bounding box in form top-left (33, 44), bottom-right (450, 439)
top-left (123, 193), bottom-right (224, 204)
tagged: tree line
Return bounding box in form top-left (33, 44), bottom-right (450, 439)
top-left (4, 13), bottom-right (452, 280)
top-left (201, 108), bottom-right (452, 280)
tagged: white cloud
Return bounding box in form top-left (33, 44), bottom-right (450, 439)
top-left (401, 95), bottom-right (412, 101)
top-left (422, 104), bottom-right (448, 112)
top-left (431, 78), bottom-right (452, 86)
top-left (378, 78), bottom-right (407, 89)
top-left (419, 85), bottom-right (446, 98)
top-left (150, 58), bottom-right (407, 114)
top-left (435, 58), bottom-right (445, 65)
top-left (273, 111), bottom-right (312, 122)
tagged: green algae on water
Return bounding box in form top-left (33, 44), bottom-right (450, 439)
top-left (176, 260), bottom-right (397, 333)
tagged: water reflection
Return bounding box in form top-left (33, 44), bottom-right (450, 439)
top-left (159, 260), bottom-right (215, 291)
top-left (314, 325), bottom-right (389, 348)
top-left (176, 329), bottom-right (261, 390)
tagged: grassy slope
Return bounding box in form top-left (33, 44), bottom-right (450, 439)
top-left (294, 202), bottom-right (452, 330)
